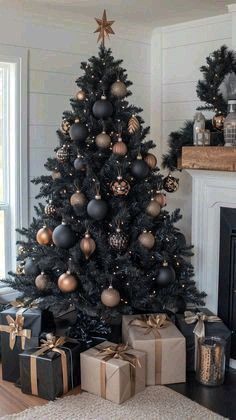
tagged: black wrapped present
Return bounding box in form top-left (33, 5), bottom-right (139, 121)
top-left (20, 334), bottom-right (84, 400)
top-left (175, 308), bottom-right (231, 372)
top-left (0, 306), bottom-right (42, 382)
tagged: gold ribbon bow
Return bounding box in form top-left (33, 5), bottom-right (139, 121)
top-left (10, 299), bottom-right (38, 309)
top-left (0, 311), bottom-right (31, 350)
top-left (30, 334), bottom-right (69, 396)
top-left (129, 314), bottom-right (171, 337)
top-left (96, 343), bottom-right (141, 399)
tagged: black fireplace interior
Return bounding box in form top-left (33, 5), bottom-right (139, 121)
top-left (218, 207), bottom-right (236, 359)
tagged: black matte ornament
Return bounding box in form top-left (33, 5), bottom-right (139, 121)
top-left (74, 155), bottom-right (86, 171)
top-left (156, 262), bottom-right (176, 287)
top-left (52, 222), bottom-right (77, 249)
top-left (131, 157), bottom-right (149, 179)
top-left (24, 258), bottom-right (40, 276)
top-left (92, 96), bottom-right (113, 119)
top-left (69, 122), bottom-right (88, 142)
top-left (175, 295), bottom-right (187, 314)
top-left (87, 195), bottom-right (108, 221)
top-left (175, 232), bottom-right (187, 249)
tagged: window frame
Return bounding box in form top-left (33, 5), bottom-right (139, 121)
top-left (0, 45), bottom-right (28, 277)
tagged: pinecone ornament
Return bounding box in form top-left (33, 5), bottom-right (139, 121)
top-left (109, 227), bottom-right (128, 251)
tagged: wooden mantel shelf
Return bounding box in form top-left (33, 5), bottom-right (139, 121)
top-left (180, 146), bottom-right (236, 172)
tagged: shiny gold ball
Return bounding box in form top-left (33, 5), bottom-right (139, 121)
top-left (112, 140), bottom-right (127, 156)
top-left (70, 190), bottom-right (87, 207)
top-left (111, 80), bottom-right (127, 98)
top-left (96, 132), bottom-right (111, 149)
top-left (80, 232), bottom-right (96, 259)
top-left (58, 271), bottom-right (78, 293)
top-left (35, 272), bottom-right (50, 291)
top-left (212, 114), bottom-right (225, 131)
top-left (138, 231), bottom-right (155, 249)
top-left (154, 192), bottom-right (167, 208)
top-left (144, 153), bottom-right (157, 169)
top-left (36, 226), bottom-right (52, 245)
top-left (101, 286), bottom-right (120, 307)
top-left (76, 90), bottom-right (86, 101)
top-left (146, 200), bottom-right (161, 217)
top-left (52, 171), bottom-right (61, 180)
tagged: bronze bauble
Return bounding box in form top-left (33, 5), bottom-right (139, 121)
top-left (128, 115), bottom-right (140, 134)
top-left (138, 231), bottom-right (155, 249)
top-left (163, 174), bottom-right (179, 193)
top-left (44, 200), bottom-right (56, 216)
top-left (61, 119), bottom-right (71, 134)
top-left (36, 226), bottom-right (52, 245)
top-left (111, 80), bottom-right (127, 98)
top-left (70, 190), bottom-right (87, 207)
top-left (58, 271), bottom-right (77, 293)
top-left (154, 191), bottom-right (167, 208)
top-left (80, 232), bottom-right (96, 259)
top-left (146, 199), bottom-right (161, 217)
top-left (144, 153), bottom-right (157, 169)
top-left (52, 170), bottom-right (61, 180)
top-left (212, 113), bottom-right (225, 131)
top-left (56, 145), bottom-right (70, 163)
top-left (76, 90), bottom-right (86, 101)
top-left (112, 138), bottom-right (127, 156)
top-left (110, 176), bottom-right (130, 196)
top-left (35, 272), bottom-right (50, 291)
top-left (96, 131), bottom-right (111, 149)
top-left (101, 285), bottom-right (120, 307)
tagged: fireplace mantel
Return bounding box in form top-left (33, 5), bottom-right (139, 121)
top-left (186, 170), bottom-right (236, 313)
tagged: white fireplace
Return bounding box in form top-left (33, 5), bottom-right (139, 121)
top-left (186, 169), bottom-right (236, 313)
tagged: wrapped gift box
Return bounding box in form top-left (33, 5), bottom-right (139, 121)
top-left (20, 335), bottom-right (83, 400)
top-left (80, 341), bottom-right (146, 404)
top-left (175, 308), bottom-right (232, 371)
top-left (122, 314), bottom-right (186, 385)
top-left (0, 307), bottom-right (42, 382)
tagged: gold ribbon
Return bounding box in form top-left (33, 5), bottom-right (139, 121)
top-left (129, 314), bottom-right (171, 384)
top-left (30, 335), bottom-right (69, 396)
top-left (184, 311), bottom-right (221, 369)
top-left (0, 310), bottom-right (31, 350)
top-left (96, 344), bottom-right (141, 400)
top-left (10, 299), bottom-right (38, 309)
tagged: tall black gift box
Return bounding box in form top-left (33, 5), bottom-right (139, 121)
top-left (175, 308), bottom-right (231, 372)
top-left (19, 339), bottom-right (83, 400)
top-left (0, 307), bottom-right (42, 382)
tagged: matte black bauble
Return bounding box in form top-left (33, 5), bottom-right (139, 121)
top-left (175, 295), bottom-right (187, 314)
top-left (92, 96), bottom-right (113, 119)
top-left (24, 258), bottom-right (40, 276)
top-left (156, 262), bottom-right (176, 288)
top-left (69, 122), bottom-right (88, 142)
top-left (131, 158), bottom-right (149, 179)
top-left (87, 196), bottom-right (108, 221)
top-left (74, 155), bottom-right (86, 171)
top-left (52, 222), bottom-right (77, 249)
top-left (175, 232), bottom-right (187, 249)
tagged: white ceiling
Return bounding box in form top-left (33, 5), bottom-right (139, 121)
top-left (19, 0), bottom-right (236, 27)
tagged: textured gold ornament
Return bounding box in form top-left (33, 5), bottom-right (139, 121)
top-left (70, 190), bottom-right (87, 207)
top-left (138, 230), bottom-right (155, 249)
top-left (128, 115), bottom-right (140, 134)
top-left (80, 231), bottom-right (96, 259)
top-left (76, 90), bottom-right (86, 101)
top-left (144, 153), bottom-right (157, 169)
top-left (101, 285), bottom-right (120, 307)
top-left (212, 114), bottom-right (225, 131)
top-left (111, 80), bottom-right (127, 98)
top-left (154, 191), bottom-right (167, 208)
top-left (35, 272), bottom-right (50, 291)
top-left (16, 264), bottom-right (24, 275)
top-left (36, 226), bottom-right (52, 245)
top-left (94, 10), bottom-right (115, 46)
top-left (44, 200), bottom-right (56, 216)
top-left (58, 270), bottom-right (77, 293)
top-left (146, 199), bottom-right (161, 217)
top-left (96, 131), bottom-right (111, 149)
top-left (163, 174), bottom-right (179, 193)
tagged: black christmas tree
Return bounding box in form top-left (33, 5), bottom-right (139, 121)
top-left (2, 11), bottom-right (206, 334)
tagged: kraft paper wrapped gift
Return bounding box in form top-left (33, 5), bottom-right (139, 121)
top-left (122, 314), bottom-right (186, 385)
top-left (80, 341), bottom-right (146, 404)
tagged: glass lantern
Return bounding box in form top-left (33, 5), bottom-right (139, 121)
top-left (224, 99), bottom-right (236, 146)
top-left (196, 336), bottom-right (226, 386)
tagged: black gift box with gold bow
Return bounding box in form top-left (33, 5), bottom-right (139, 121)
top-left (175, 308), bottom-right (231, 371)
top-left (19, 335), bottom-right (84, 400)
top-left (0, 307), bottom-right (42, 382)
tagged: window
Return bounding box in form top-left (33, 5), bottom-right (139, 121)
top-left (0, 46), bottom-right (28, 278)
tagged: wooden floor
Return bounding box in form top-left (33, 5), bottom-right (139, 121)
top-left (0, 365), bottom-right (81, 417)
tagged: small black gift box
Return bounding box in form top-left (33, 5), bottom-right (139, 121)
top-left (19, 335), bottom-right (84, 400)
top-left (175, 308), bottom-right (231, 372)
top-left (0, 307), bottom-right (42, 382)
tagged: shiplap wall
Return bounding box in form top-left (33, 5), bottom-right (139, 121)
top-left (0, 13), bottom-right (151, 222)
top-left (151, 14), bottom-right (233, 242)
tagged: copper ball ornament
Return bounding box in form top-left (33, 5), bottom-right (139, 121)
top-left (70, 190), bottom-right (87, 207)
top-left (163, 174), bottom-right (179, 193)
top-left (76, 90), bottom-right (86, 101)
top-left (112, 137), bottom-right (127, 156)
top-left (138, 231), bottom-right (155, 249)
top-left (146, 199), bottom-right (161, 217)
top-left (58, 271), bottom-right (77, 293)
top-left (35, 272), bottom-right (50, 291)
top-left (110, 176), bottom-right (130, 196)
top-left (111, 80), bottom-right (127, 98)
top-left (154, 191), bottom-right (167, 208)
top-left (101, 285), bottom-right (120, 307)
top-left (144, 153), bottom-right (157, 169)
top-left (56, 145), bottom-right (70, 163)
top-left (212, 113), bottom-right (225, 131)
top-left (80, 231), bottom-right (96, 259)
top-left (36, 226), bottom-right (52, 245)
top-left (44, 200), bottom-right (56, 216)
top-left (109, 228), bottom-right (128, 251)
top-left (95, 131), bottom-right (111, 149)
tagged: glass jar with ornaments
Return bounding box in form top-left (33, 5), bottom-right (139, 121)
top-left (196, 337), bottom-right (226, 386)
top-left (193, 112), bottom-right (205, 145)
top-left (224, 99), bottom-right (236, 146)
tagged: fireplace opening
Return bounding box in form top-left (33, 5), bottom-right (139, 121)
top-left (218, 207), bottom-right (236, 360)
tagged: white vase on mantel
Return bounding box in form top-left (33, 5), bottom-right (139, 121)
top-left (193, 112), bottom-right (205, 145)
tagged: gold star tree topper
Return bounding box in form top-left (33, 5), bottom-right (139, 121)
top-left (94, 10), bottom-right (115, 46)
